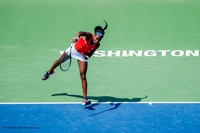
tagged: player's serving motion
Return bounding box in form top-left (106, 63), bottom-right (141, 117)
top-left (42, 20), bottom-right (108, 106)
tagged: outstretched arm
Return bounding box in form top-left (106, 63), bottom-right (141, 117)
top-left (71, 31), bottom-right (92, 43)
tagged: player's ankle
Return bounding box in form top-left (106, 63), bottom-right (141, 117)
top-left (49, 70), bottom-right (54, 74)
top-left (83, 97), bottom-right (87, 100)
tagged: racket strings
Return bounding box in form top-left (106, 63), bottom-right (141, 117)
top-left (60, 46), bottom-right (72, 71)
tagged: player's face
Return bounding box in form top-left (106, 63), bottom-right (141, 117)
top-left (93, 31), bottom-right (103, 43)
top-left (93, 34), bottom-right (102, 43)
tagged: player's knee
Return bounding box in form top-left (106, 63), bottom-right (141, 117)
top-left (80, 73), bottom-right (86, 80)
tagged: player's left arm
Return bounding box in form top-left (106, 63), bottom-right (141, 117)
top-left (71, 31), bottom-right (92, 43)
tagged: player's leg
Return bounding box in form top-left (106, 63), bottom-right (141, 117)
top-left (77, 60), bottom-right (91, 106)
top-left (42, 52), bottom-right (68, 80)
top-left (78, 60), bottom-right (88, 98)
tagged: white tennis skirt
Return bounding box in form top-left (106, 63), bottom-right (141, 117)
top-left (65, 43), bottom-right (88, 62)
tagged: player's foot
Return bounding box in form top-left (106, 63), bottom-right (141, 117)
top-left (82, 98), bottom-right (91, 106)
top-left (42, 70), bottom-right (54, 80)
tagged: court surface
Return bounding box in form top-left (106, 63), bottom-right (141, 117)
top-left (0, 0), bottom-right (200, 132)
top-left (1, 103), bottom-right (200, 132)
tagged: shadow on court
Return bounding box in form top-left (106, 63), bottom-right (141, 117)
top-left (51, 93), bottom-right (148, 103)
top-left (51, 93), bottom-right (147, 117)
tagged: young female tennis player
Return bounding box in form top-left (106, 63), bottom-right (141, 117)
top-left (42, 21), bottom-right (108, 106)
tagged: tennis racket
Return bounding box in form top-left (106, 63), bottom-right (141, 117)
top-left (59, 44), bottom-right (73, 72)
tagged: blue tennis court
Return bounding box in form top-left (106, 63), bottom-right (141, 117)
top-left (1, 103), bottom-right (200, 132)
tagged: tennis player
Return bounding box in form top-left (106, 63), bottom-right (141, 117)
top-left (42, 21), bottom-right (108, 106)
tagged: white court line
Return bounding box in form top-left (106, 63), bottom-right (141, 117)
top-left (0, 102), bottom-right (200, 104)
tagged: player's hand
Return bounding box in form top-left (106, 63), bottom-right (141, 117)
top-left (71, 37), bottom-right (79, 43)
top-left (71, 38), bottom-right (77, 43)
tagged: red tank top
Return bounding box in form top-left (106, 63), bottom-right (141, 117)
top-left (74, 36), bottom-right (98, 55)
